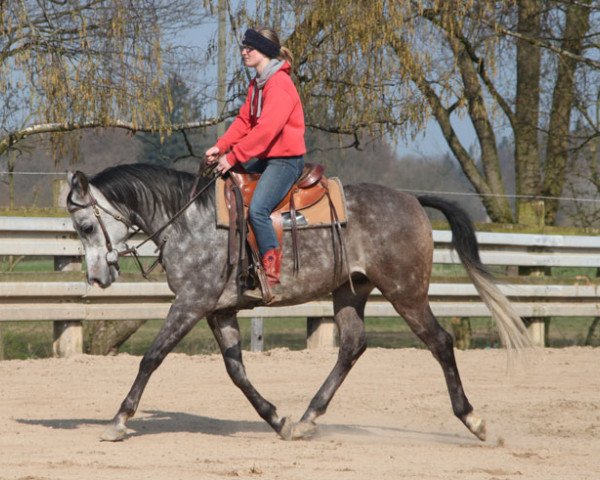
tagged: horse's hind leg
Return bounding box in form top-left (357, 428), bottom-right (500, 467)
top-left (101, 300), bottom-right (205, 441)
top-left (292, 279), bottom-right (371, 440)
top-left (388, 296), bottom-right (486, 441)
top-left (207, 310), bottom-right (292, 439)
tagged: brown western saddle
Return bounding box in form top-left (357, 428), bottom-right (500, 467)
top-left (217, 163), bottom-right (348, 303)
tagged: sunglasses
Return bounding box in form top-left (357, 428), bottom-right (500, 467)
top-left (240, 46), bottom-right (255, 53)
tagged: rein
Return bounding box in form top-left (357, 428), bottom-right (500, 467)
top-left (68, 165), bottom-right (218, 278)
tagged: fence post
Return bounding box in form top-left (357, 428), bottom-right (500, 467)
top-left (53, 179), bottom-right (84, 357)
top-left (307, 317), bottom-right (338, 349)
top-left (53, 321), bottom-right (83, 357)
top-left (526, 319), bottom-right (545, 348)
top-left (517, 200), bottom-right (548, 348)
top-left (250, 317), bottom-right (264, 352)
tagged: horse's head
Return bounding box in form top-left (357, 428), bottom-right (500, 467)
top-left (67, 171), bottom-right (130, 288)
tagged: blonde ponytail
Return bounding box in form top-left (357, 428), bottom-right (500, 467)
top-left (279, 46), bottom-right (293, 65)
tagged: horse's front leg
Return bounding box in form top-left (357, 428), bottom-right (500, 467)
top-left (100, 299), bottom-right (207, 441)
top-left (207, 310), bottom-right (293, 439)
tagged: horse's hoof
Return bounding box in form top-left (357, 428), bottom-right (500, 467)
top-left (100, 424), bottom-right (128, 442)
top-left (277, 417), bottom-right (294, 441)
top-left (464, 413), bottom-right (486, 441)
top-left (291, 421), bottom-right (317, 440)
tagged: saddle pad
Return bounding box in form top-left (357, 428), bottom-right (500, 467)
top-left (215, 177), bottom-right (348, 229)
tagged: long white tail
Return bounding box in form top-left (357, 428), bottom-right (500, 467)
top-left (418, 195), bottom-right (532, 350)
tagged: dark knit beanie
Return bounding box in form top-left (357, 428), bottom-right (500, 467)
top-left (242, 29), bottom-right (280, 58)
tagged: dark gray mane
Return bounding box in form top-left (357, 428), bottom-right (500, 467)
top-left (90, 163), bottom-right (214, 220)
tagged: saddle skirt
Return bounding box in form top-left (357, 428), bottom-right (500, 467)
top-left (215, 164), bottom-right (348, 230)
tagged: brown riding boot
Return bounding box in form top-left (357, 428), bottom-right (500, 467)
top-left (262, 248), bottom-right (282, 287)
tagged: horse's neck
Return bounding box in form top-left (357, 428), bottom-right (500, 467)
top-left (132, 206), bottom-right (173, 237)
top-left (132, 199), bottom-right (210, 241)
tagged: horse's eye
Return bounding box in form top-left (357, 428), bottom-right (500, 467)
top-left (81, 224), bottom-right (94, 235)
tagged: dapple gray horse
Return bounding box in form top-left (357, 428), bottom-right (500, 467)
top-left (66, 164), bottom-right (529, 442)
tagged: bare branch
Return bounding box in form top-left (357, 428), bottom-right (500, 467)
top-left (306, 133), bottom-right (362, 155)
top-left (0, 112), bottom-right (238, 158)
top-left (479, 17), bottom-right (600, 69)
top-left (172, 129), bottom-right (202, 163)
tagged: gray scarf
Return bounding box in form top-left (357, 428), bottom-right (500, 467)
top-left (251, 59), bottom-right (285, 118)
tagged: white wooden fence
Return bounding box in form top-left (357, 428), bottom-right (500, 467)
top-left (1, 217), bottom-right (600, 355)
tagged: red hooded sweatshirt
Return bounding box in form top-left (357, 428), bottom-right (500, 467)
top-left (215, 62), bottom-right (306, 166)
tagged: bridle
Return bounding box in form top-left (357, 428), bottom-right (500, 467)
top-left (67, 188), bottom-right (144, 273)
top-left (67, 167), bottom-right (218, 278)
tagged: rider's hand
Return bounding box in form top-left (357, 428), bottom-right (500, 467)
top-left (205, 146), bottom-right (220, 164)
top-left (216, 155), bottom-right (233, 175)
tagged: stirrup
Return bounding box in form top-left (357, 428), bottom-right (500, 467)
top-left (242, 280), bottom-right (276, 303)
top-left (242, 287), bottom-right (263, 301)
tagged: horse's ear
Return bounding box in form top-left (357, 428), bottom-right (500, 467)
top-left (67, 170), bottom-right (90, 196)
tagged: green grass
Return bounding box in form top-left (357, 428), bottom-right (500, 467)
top-left (112, 316), bottom-right (500, 355)
top-left (0, 322), bottom-right (54, 359)
top-left (1, 316), bottom-right (598, 360)
top-left (0, 257), bottom-right (55, 273)
top-left (3, 256), bottom-right (598, 278)
top-left (0, 256), bottom-right (165, 274)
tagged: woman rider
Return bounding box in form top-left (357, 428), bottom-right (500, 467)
top-left (205, 27), bottom-right (306, 291)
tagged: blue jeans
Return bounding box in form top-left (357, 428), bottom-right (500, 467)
top-left (243, 156), bottom-right (304, 256)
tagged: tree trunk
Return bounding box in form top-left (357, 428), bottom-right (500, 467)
top-left (216, 0), bottom-right (227, 138)
top-left (585, 267), bottom-right (600, 346)
top-left (451, 316), bottom-right (471, 350)
top-left (448, 24), bottom-right (513, 222)
top-left (585, 318), bottom-right (600, 346)
top-left (8, 151), bottom-right (16, 209)
top-left (514, 0), bottom-right (542, 224)
top-left (86, 320), bottom-right (148, 355)
top-left (543, 0), bottom-right (591, 225)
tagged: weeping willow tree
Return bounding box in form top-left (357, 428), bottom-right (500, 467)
top-left (238, 0), bottom-right (599, 225)
top-left (5, 0), bottom-right (597, 223)
top-left (0, 0), bottom-right (207, 161)
top-left (0, 0), bottom-right (209, 355)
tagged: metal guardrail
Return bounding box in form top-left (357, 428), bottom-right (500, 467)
top-left (1, 217), bottom-right (600, 355)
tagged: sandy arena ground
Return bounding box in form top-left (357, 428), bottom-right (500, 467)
top-left (0, 347), bottom-right (599, 480)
